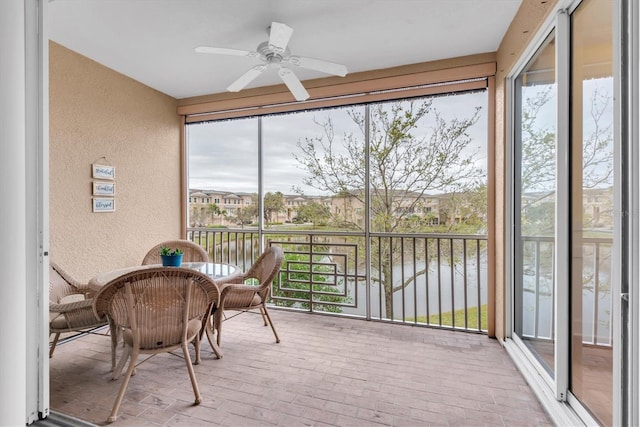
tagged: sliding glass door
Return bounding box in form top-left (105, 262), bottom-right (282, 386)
top-left (512, 0), bottom-right (618, 425)
top-left (514, 32), bottom-right (557, 377)
top-left (570, 1), bottom-right (614, 424)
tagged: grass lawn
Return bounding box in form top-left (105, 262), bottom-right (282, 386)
top-left (409, 304), bottom-right (488, 331)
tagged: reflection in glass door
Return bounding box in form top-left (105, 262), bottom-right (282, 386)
top-left (514, 33), bottom-right (557, 377)
top-left (570, 0), bottom-right (614, 425)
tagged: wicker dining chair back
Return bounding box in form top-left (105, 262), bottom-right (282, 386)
top-left (141, 239), bottom-right (209, 265)
top-left (207, 245), bottom-right (284, 349)
top-left (49, 262), bottom-right (108, 358)
top-left (92, 267), bottom-right (219, 423)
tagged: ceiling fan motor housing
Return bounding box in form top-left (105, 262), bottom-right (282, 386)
top-left (257, 41), bottom-right (289, 64)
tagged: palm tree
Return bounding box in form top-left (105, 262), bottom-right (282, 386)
top-left (206, 203), bottom-right (220, 226)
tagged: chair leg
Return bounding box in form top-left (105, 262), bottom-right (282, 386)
top-left (261, 305), bottom-right (280, 343)
top-left (198, 304), bottom-right (222, 358)
top-left (198, 303), bottom-right (214, 341)
top-left (111, 345), bottom-right (131, 381)
top-left (204, 324), bottom-right (223, 359)
top-left (107, 347), bottom-right (138, 423)
top-left (49, 333), bottom-right (60, 358)
top-left (215, 309), bottom-right (224, 347)
top-left (108, 319), bottom-right (119, 370)
top-left (193, 334), bottom-right (201, 365)
top-left (181, 342), bottom-right (202, 405)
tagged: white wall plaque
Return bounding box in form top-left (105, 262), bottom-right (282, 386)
top-left (92, 164), bottom-right (115, 180)
top-left (92, 181), bottom-right (116, 196)
top-left (92, 198), bottom-right (115, 212)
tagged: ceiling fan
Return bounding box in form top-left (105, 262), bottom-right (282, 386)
top-left (195, 22), bottom-right (348, 101)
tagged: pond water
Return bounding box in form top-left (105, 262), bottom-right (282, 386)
top-left (340, 259), bottom-right (488, 320)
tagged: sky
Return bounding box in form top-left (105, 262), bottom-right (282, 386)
top-left (187, 90), bottom-right (488, 196)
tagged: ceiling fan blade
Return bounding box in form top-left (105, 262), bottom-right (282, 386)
top-left (227, 65), bottom-right (267, 92)
top-left (195, 46), bottom-right (255, 57)
top-left (269, 22), bottom-right (293, 54)
top-left (278, 68), bottom-right (310, 101)
top-left (289, 56), bottom-right (348, 77)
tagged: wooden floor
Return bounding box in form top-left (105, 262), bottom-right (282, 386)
top-left (49, 310), bottom-right (553, 426)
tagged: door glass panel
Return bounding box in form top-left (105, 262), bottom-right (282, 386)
top-left (570, 0), bottom-right (614, 425)
top-left (514, 33), bottom-right (557, 376)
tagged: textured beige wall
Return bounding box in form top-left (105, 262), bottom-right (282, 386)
top-left (493, 0), bottom-right (559, 339)
top-left (49, 42), bottom-right (182, 281)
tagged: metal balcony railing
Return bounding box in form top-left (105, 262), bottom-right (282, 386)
top-left (188, 227), bottom-right (488, 333)
top-left (188, 228), bottom-right (612, 344)
top-left (520, 235), bottom-right (613, 346)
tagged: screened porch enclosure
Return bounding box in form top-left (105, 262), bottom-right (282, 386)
top-left (186, 85), bottom-right (491, 332)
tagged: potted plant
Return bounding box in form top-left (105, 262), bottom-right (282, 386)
top-left (159, 246), bottom-right (184, 267)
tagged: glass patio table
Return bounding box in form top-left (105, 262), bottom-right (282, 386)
top-left (88, 262), bottom-right (240, 292)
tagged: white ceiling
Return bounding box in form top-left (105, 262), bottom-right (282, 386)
top-left (48, 0), bottom-right (523, 100)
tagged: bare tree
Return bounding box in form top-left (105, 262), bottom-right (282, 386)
top-left (294, 99), bottom-right (484, 318)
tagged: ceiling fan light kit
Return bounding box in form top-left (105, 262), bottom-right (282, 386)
top-left (196, 21), bottom-right (348, 101)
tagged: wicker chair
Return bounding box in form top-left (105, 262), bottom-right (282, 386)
top-left (49, 262), bottom-right (109, 358)
top-left (141, 239), bottom-right (209, 265)
top-left (93, 267), bottom-right (219, 423)
top-left (206, 245), bottom-right (284, 350)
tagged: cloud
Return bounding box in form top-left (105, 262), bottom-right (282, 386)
top-left (188, 91), bottom-right (488, 195)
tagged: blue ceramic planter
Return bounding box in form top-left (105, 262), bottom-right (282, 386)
top-left (161, 254), bottom-right (183, 267)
